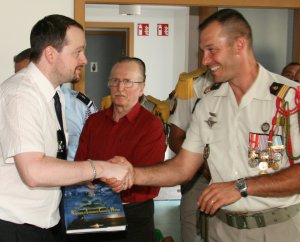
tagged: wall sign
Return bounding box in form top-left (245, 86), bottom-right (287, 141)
top-left (137, 23), bottom-right (149, 36)
top-left (157, 24), bottom-right (169, 36)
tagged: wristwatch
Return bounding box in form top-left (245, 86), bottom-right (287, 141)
top-left (235, 178), bottom-right (248, 197)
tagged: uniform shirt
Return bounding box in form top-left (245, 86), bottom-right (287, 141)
top-left (183, 64), bottom-right (300, 212)
top-left (75, 103), bottom-right (166, 203)
top-left (0, 63), bottom-right (64, 228)
top-left (169, 71), bottom-right (213, 132)
top-left (61, 85), bottom-right (98, 160)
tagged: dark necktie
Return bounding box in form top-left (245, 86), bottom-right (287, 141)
top-left (54, 92), bottom-right (67, 160)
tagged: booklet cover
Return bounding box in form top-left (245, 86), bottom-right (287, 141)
top-left (63, 182), bottom-right (126, 234)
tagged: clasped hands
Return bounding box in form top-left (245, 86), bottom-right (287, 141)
top-left (101, 156), bottom-right (134, 193)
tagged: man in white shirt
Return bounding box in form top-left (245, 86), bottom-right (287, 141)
top-left (0, 14), bottom-right (132, 242)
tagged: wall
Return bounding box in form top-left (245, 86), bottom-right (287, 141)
top-left (85, 4), bottom-right (189, 100)
top-left (236, 8), bottom-right (292, 73)
top-left (0, 0), bottom-right (73, 82)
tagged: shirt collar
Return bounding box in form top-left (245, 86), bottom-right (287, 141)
top-left (27, 62), bottom-right (57, 102)
top-left (106, 102), bottom-right (141, 123)
top-left (212, 64), bottom-right (273, 101)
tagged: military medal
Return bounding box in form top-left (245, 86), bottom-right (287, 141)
top-left (248, 147), bottom-right (259, 168)
top-left (203, 144), bottom-right (210, 160)
top-left (248, 158), bottom-right (258, 168)
top-left (258, 161), bottom-right (269, 174)
top-left (261, 122), bottom-right (270, 133)
top-left (269, 161), bottom-right (280, 170)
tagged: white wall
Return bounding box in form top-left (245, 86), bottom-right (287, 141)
top-left (235, 8), bottom-right (291, 74)
top-left (0, 0), bottom-right (73, 82)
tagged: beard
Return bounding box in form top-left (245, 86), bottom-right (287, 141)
top-left (71, 66), bottom-right (83, 84)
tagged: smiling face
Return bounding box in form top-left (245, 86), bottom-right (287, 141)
top-left (200, 21), bottom-right (242, 84)
top-left (109, 61), bottom-right (145, 113)
top-left (52, 26), bottom-right (87, 84)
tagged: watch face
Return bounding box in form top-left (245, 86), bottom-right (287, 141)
top-left (236, 178), bottom-right (248, 197)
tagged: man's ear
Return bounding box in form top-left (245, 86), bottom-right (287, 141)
top-left (235, 37), bottom-right (246, 53)
top-left (44, 46), bottom-right (56, 64)
top-left (138, 84), bottom-right (145, 97)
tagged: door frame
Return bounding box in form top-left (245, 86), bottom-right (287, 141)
top-left (74, 21), bottom-right (134, 93)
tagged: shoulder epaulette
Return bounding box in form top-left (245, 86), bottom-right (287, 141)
top-left (76, 92), bottom-right (93, 107)
top-left (100, 95), bottom-right (112, 110)
top-left (270, 82), bottom-right (290, 99)
top-left (204, 83), bottom-right (222, 94)
top-left (174, 66), bottom-right (208, 100)
top-left (145, 95), bottom-right (170, 124)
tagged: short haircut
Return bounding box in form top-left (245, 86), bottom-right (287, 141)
top-left (14, 48), bottom-right (31, 64)
top-left (110, 56), bottom-right (146, 81)
top-left (199, 9), bottom-right (253, 47)
top-left (30, 14), bottom-right (83, 62)
top-left (281, 62), bottom-right (300, 75)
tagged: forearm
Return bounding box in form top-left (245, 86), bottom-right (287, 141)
top-left (15, 153), bottom-right (126, 187)
top-left (247, 164), bottom-right (300, 197)
top-left (134, 162), bottom-right (184, 187)
top-left (134, 150), bottom-right (202, 187)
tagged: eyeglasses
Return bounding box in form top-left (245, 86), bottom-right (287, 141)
top-left (108, 78), bottom-right (145, 88)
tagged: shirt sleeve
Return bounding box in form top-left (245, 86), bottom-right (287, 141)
top-left (1, 91), bottom-right (53, 161)
top-left (169, 97), bottom-right (196, 131)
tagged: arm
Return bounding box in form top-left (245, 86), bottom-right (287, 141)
top-left (15, 152), bottom-right (133, 188)
top-left (198, 164), bottom-right (300, 215)
top-left (247, 165), bottom-right (300, 197)
top-left (134, 148), bottom-right (203, 187)
top-left (168, 124), bottom-right (185, 154)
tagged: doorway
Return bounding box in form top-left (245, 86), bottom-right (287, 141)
top-left (85, 30), bottom-right (127, 109)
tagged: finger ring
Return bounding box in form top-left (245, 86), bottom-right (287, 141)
top-left (210, 200), bottom-right (215, 205)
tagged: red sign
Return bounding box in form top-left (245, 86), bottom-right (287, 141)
top-left (137, 23), bottom-right (149, 36)
top-left (157, 24), bottom-right (169, 36)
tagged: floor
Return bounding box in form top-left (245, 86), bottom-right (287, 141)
top-left (154, 186), bottom-right (182, 242)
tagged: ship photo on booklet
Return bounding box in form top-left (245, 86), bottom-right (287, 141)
top-left (63, 182), bottom-right (126, 234)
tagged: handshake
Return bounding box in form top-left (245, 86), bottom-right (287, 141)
top-left (100, 156), bottom-right (134, 193)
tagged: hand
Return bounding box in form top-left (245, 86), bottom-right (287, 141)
top-left (101, 177), bottom-right (124, 193)
top-left (198, 181), bottom-right (241, 215)
top-left (101, 156), bottom-right (134, 191)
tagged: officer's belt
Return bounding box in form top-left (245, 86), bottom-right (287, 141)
top-left (216, 203), bottom-right (300, 229)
